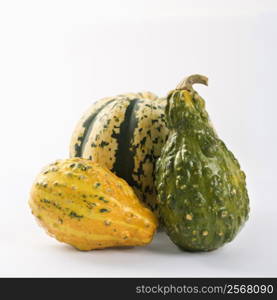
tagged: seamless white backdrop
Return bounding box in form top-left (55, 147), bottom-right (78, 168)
top-left (0, 0), bottom-right (276, 277)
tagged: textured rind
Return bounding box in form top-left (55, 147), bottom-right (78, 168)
top-left (69, 92), bottom-right (168, 215)
top-left (155, 89), bottom-right (250, 251)
top-left (29, 158), bottom-right (158, 250)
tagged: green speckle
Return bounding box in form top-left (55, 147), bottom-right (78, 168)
top-left (40, 199), bottom-right (61, 210)
top-left (99, 141), bottom-right (109, 147)
top-left (83, 200), bottom-right (96, 209)
top-left (69, 211), bottom-right (83, 219)
top-left (75, 163), bottom-right (92, 171)
top-left (40, 198), bottom-right (51, 204)
top-left (140, 137), bottom-right (147, 146)
top-left (99, 196), bottom-right (109, 203)
top-left (99, 208), bottom-right (110, 213)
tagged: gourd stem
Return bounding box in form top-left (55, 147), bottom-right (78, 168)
top-left (176, 74), bottom-right (208, 91)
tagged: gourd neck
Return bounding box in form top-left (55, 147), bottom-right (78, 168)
top-left (166, 74), bottom-right (209, 131)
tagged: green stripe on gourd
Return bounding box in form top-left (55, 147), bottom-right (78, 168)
top-left (70, 92), bottom-right (168, 215)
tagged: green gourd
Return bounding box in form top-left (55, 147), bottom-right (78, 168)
top-left (155, 75), bottom-right (250, 251)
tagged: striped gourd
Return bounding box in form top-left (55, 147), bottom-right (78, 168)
top-left (29, 158), bottom-right (158, 250)
top-left (69, 92), bottom-right (168, 214)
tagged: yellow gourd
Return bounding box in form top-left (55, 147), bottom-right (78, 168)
top-left (29, 158), bottom-right (157, 250)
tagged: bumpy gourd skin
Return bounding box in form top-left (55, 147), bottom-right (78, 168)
top-left (155, 81), bottom-right (250, 251)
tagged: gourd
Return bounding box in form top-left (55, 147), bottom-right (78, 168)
top-left (155, 75), bottom-right (250, 251)
top-left (29, 158), bottom-right (158, 250)
top-left (70, 92), bottom-right (168, 214)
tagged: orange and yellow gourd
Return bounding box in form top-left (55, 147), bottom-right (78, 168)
top-left (29, 158), bottom-right (157, 250)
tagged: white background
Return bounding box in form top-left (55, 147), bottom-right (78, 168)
top-left (0, 0), bottom-right (277, 277)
